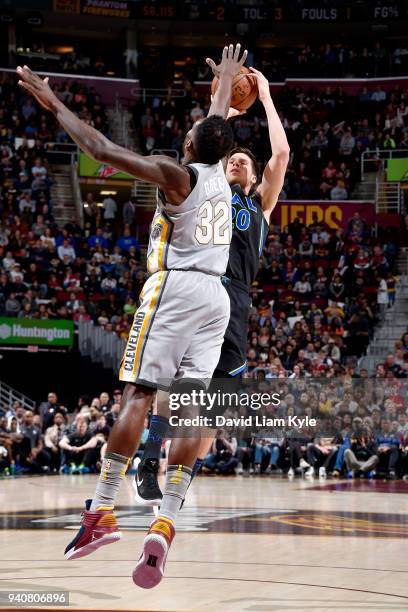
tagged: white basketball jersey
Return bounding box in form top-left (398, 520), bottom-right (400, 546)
top-left (146, 161), bottom-right (232, 276)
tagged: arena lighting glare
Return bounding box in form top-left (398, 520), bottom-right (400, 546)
top-left (100, 190), bottom-right (117, 195)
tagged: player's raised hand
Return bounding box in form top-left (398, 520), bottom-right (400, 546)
top-left (206, 43), bottom-right (248, 79)
top-left (248, 67), bottom-right (271, 102)
top-left (16, 65), bottom-right (59, 113)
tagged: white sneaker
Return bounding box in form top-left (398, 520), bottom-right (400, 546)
top-left (288, 467), bottom-right (295, 478)
top-left (299, 459), bottom-right (310, 469)
top-left (305, 466), bottom-right (314, 478)
top-left (236, 462), bottom-right (243, 475)
top-left (319, 467), bottom-right (327, 479)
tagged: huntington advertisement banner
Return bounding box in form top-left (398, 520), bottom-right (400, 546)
top-left (0, 318), bottom-right (74, 347)
top-left (79, 153), bottom-right (134, 180)
top-left (272, 201), bottom-right (376, 230)
top-left (387, 159), bottom-right (408, 182)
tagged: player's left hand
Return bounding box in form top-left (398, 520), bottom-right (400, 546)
top-left (248, 67), bottom-right (271, 102)
top-left (16, 65), bottom-right (58, 113)
top-left (206, 43), bottom-right (248, 79)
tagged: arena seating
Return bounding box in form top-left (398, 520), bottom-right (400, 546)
top-left (0, 70), bottom-right (407, 481)
top-left (12, 41), bottom-right (408, 81)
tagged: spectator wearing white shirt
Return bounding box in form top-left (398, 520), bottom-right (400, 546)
top-left (102, 196), bottom-right (117, 222)
top-left (330, 180), bottom-right (348, 200)
top-left (18, 193), bottom-right (36, 214)
top-left (40, 228), bottom-right (56, 248)
top-left (101, 273), bottom-right (117, 293)
top-left (294, 276), bottom-right (311, 294)
top-left (9, 263), bottom-right (24, 282)
top-left (339, 128), bottom-right (355, 157)
top-left (31, 158), bottom-right (48, 179)
top-left (312, 226), bottom-right (330, 244)
top-left (190, 102), bottom-right (204, 123)
top-left (57, 239), bottom-right (76, 263)
top-left (2, 251), bottom-right (15, 270)
top-left (377, 275), bottom-right (388, 321)
top-left (371, 86), bottom-right (386, 103)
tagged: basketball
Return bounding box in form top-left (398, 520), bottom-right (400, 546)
top-left (211, 66), bottom-right (258, 111)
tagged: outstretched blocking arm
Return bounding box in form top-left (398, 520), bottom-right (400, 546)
top-left (206, 43), bottom-right (248, 119)
top-left (250, 68), bottom-right (290, 222)
top-left (16, 66), bottom-right (190, 195)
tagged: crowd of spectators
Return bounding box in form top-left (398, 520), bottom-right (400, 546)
top-left (0, 72), bottom-right (143, 337)
top-left (0, 64), bottom-right (407, 484)
top-left (174, 41), bottom-right (408, 85)
top-left (201, 375), bottom-right (408, 481)
top-left (0, 391), bottom-right (121, 475)
top-left (0, 70), bottom-right (404, 369)
top-left (1, 376), bottom-right (408, 481)
top-left (7, 36), bottom-right (408, 82)
top-left (133, 80), bottom-right (408, 200)
top-left (248, 210), bottom-right (400, 367)
top-left (13, 45), bottom-right (124, 79)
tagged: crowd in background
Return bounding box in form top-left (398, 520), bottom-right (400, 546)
top-left (1, 378), bottom-right (408, 481)
top-left (133, 80), bottom-right (408, 200)
top-left (0, 71), bottom-right (404, 367)
top-left (23, 40), bottom-right (406, 82)
top-left (0, 64), bottom-right (407, 482)
top-left (8, 37), bottom-right (408, 82)
top-left (171, 41), bottom-right (408, 85)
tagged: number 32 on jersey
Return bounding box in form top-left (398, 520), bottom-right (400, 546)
top-left (195, 200), bottom-right (231, 245)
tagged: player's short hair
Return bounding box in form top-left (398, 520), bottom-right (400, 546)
top-left (194, 115), bottom-right (233, 164)
top-left (228, 146), bottom-right (260, 180)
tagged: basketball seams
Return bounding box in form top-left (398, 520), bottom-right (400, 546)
top-left (211, 66), bottom-right (258, 111)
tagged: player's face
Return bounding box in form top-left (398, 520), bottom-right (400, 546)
top-left (183, 120), bottom-right (201, 160)
top-left (226, 153), bottom-right (256, 190)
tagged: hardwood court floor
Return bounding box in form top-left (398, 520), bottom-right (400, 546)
top-left (0, 474), bottom-right (407, 612)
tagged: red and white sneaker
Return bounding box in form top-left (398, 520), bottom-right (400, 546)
top-left (64, 499), bottom-right (121, 560)
top-left (132, 516), bottom-right (175, 589)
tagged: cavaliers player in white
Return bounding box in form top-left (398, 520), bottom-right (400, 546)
top-left (17, 43), bottom-right (248, 589)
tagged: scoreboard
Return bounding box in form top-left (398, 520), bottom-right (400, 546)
top-left (122, 1), bottom-right (404, 23)
top-left (1, 0), bottom-right (406, 22)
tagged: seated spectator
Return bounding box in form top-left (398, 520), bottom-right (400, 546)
top-left (59, 419), bottom-right (102, 474)
top-left (294, 275), bottom-right (311, 294)
top-left (305, 435), bottom-right (338, 477)
top-left (354, 248), bottom-right (370, 270)
top-left (203, 429), bottom-right (238, 474)
top-left (330, 179), bottom-right (348, 200)
top-left (115, 228), bottom-right (140, 253)
top-left (88, 228), bottom-right (109, 250)
top-left (376, 419), bottom-right (400, 479)
top-left (31, 158), bottom-right (48, 180)
top-left (298, 238), bottom-right (313, 258)
top-left (44, 412), bottom-right (67, 472)
top-left (343, 427), bottom-right (379, 476)
top-left (19, 410), bottom-right (50, 473)
top-left (57, 239), bottom-right (76, 263)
